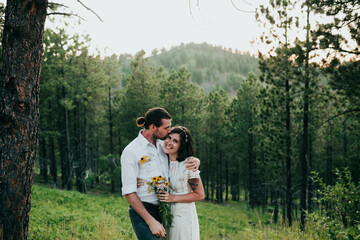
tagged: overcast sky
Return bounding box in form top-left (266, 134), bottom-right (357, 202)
top-left (41, 0), bottom-right (262, 56)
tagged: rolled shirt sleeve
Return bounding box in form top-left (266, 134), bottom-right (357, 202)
top-left (121, 149), bottom-right (139, 195)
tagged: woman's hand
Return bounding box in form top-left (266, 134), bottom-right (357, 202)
top-left (157, 192), bottom-right (175, 203)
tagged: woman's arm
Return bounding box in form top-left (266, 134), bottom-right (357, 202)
top-left (158, 178), bottom-right (205, 203)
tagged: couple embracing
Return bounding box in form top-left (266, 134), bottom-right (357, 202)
top-left (121, 107), bottom-right (205, 240)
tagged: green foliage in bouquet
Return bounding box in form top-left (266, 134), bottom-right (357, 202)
top-left (147, 176), bottom-right (173, 229)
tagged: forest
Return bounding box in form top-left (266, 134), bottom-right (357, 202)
top-left (0, 0), bottom-right (359, 239)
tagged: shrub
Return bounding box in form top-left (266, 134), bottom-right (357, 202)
top-left (309, 168), bottom-right (360, 239)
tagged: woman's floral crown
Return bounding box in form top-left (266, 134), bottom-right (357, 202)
top-left (180, 127), bottom-right (188, 142)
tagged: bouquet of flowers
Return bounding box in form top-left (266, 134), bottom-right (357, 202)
top-left (147, 175), bottom-right (173, 228)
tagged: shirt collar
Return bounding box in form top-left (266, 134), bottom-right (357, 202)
top-left (156, 139), bottom-right (164, 149)
top-left (137, 130), bottom-right (150, 149)
top-left (137, 130), bottom-right (165, 151)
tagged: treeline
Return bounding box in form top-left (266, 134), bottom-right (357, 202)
top-left (33, 0), bottom-right (359, 233)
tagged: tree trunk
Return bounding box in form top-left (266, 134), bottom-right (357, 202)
top-left (39, 136), bottom-right (48, 183)
top-left (75, 102), bottom-right (84, 193)
top-left (109, 87), bottom-right (116, 193)
top-left (0, 1), bottom-right (47, 239)
top-left (285, 78), bottom-right (292, 226)
top-left (300, 78), bottom-right (309, 230)
top-left (82, 105), bottom-right (88, 193)
top-left (225, 155), bottom-right (228, 201)
top-left (118, 128), bottom-right (122, 155)
top-left (300, 3), bottom-right (311, 231)
top-left (108, 87), bottom-right (114, 154)
top-left (63, 86), bottom-right (72, 190)
top-left (204, 143), bottom-right (209, 200)
top-left (48, 102), bottom-right (57, 185)
top-left (261, 182), bottom-right (266, 213)
top-left (219, 150), bottom-right (223, 204)
top-left (343, 119), bottom-right (347, 163)
top-left (248, 112), bottom-right (255, 208)
top-left (95, 136), bottom-right (100, 184)
top-left (307, 133), bottom-right (314, 214)
top-left (231, 159), bottom-right (239, 201)
top-left (49, 136), bottom-right (57, 185)
top-left (210, 144), bottom-right (214, 202)
top-left (326, 124), bottom-right (333, 186)
top-left (260, 149), bottom-right (266, 213)
top-left (273, 188), bottom-right (279, 224)
top-left (216, 146), bottom-right (220, 204)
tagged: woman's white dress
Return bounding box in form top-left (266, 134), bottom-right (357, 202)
top-left (168, 159), bottom-right (200, 240)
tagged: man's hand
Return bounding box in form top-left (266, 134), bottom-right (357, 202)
top-left (185, 156), bottom-right (200, 172)
top-left (137, 178), bottom-right (144, 188)
top-left (125, 193), bottom-right (165, 237)
top-left (148, 219), bottom-right (166, 238)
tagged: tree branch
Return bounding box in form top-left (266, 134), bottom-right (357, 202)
top-left (325, 108), bottom-right (360, 123)
top-left (329, 46), bottom-right (360, 55)
top-left (48, 2), bottom-right (69, 9)
top-left (47, 12), bottom-right (85, 21)
top-left (77, 0), bottom-right (103, 22)
top-left (231, 0), bottom-right (255, 13)
top-left (242, 0), bottom-right (252, 6)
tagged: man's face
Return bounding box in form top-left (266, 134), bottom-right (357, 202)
top-left (153, 119), bottom-right (172, 140)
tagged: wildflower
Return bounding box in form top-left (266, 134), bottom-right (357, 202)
top-left (140, 155), bottom-right (148, 165)
top-left (146, 176), bottom-right (173, 228)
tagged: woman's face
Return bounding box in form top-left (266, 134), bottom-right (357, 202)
top-left (164, 133), bottom-right (181, 156)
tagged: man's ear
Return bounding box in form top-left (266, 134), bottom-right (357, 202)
top-left (149, 124), bottom-right (156, 132)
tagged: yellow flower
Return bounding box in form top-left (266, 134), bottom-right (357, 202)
top-left (152, 176), bottom-right (158, 183)
top-left (165, 181), bottom-right (170, 187)
top-left (158, 176), bottom-right (164, 181)
top-left (140, 155), bottom-right (148, 165)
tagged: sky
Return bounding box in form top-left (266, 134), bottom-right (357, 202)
top-left (42, 0), bottom-right (262, 56)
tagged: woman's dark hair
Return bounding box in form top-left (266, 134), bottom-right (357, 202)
top-left (136, 107), bottom-right (172, 129)
top-left (170, 126), bottom-right (194, 162)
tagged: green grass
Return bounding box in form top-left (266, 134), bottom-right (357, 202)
top-left (29, 185), bottom-right (325, 239)
top-left (30, 185), bottom-right (134, 239)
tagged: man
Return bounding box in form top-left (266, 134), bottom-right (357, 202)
top-left (121, 107), bottom-right (200, 239)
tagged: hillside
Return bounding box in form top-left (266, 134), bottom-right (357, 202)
top-left (150, 42), bottom-right (260, 94)
top-left (118, 42), bottom-right (260, 94)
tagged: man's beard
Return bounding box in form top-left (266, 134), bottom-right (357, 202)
top-left (153, 132), bottom-right (168, 141)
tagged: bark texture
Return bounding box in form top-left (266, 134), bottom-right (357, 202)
top-left (0, 0), bottom-right (47, 239)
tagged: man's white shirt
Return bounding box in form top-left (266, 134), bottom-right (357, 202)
top-left (121, 131), bottom-right (169, 205)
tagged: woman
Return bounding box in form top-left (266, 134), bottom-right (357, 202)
top-left (158, 126), bottom-right (205, 240)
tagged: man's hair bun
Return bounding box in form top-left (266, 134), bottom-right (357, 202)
top-left (136, 117), bottom-right (146, 127)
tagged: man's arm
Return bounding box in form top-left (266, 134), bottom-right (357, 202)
top-left (121, 149), bottom-right (166, 238)
top-left (185, 156), bottom-right (200, 172)
top-left (125, 193), bottom-right (166, 238)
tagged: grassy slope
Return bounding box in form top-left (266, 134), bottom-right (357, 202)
top-left (29, 185), bottom-right (322, 240)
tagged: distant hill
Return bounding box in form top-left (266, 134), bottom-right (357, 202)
top-left (149, 42), bottom-right (260, 94)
